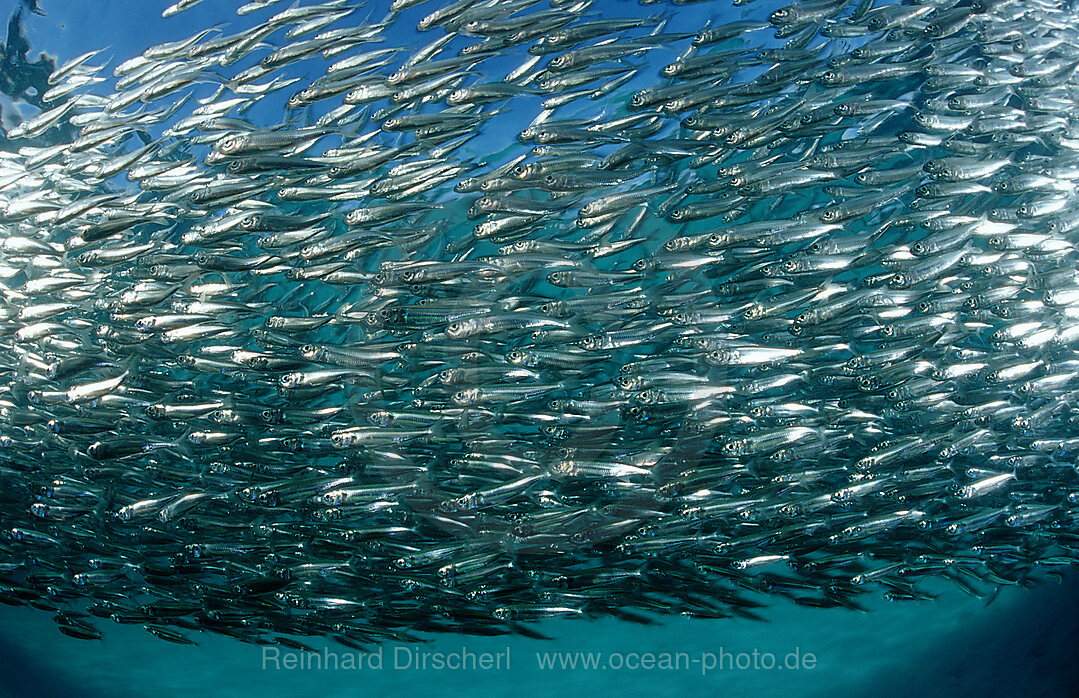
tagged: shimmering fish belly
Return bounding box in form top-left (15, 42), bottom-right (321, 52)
top-left (1, 0), bottom-right (1079, 647)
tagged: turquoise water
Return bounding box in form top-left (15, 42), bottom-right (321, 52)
top-left (3, 579), bottom-right (1078, 697)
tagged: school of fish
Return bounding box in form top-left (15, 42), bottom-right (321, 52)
top-left (0, 0), bottom-right (1078, 647)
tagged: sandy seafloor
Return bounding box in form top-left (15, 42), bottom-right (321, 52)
top-left (1, 1), bottom-right (1078, 696)
top-left (1, 576), bottom-right (1078, 697)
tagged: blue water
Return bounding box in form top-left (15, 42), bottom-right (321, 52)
top-left (2, 578), bottom-right (1078, 697)
top-left (1, 1), bottom-right (1078, 696)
